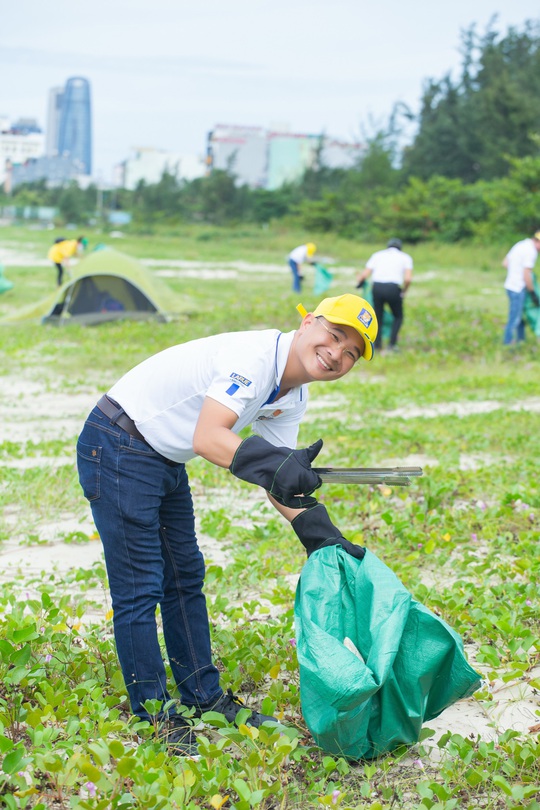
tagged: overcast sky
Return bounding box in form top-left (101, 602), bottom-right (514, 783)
top-left (1, 0), bottom-right (539, 182)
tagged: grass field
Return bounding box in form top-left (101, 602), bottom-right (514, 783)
top-left (0, 224), bottom-right (539, 809)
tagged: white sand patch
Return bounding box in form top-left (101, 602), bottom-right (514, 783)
top-left (306, 396), bottom-right (348, 411)
top-left (0, 455), bottom-right (74, 469)
top-left (0, 377), bottom-right (97, 443)
top-left (0, 246), bottom-right (49, 267)
top-left (380, 453), bottom-right (439, 468)
top-left (384, 397), bottom-right (540, 420)
top-left (156, 269), bottom-right (240, 280)
top-left (459, 452), bottom-right (514, 470)
top-left (145, 259), bottom-right (287, 274)
top-left (425, 664), bottom-right (540, 751)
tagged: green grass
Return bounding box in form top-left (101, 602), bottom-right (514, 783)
top-left (0, 224), bottom-right (539, 809)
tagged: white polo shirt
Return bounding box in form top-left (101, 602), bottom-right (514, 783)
top-left (504, 238), bottom-right (538, 293)
top-left (289, 245), bottom-right (309, 264)
top-left (108, 329), bottom-right (308, 462)
top-left (366, 247), bottom-right (413, 284)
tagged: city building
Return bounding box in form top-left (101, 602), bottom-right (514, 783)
top-left (206, 124), bottom-right (364, 189)
top-left (207, 125), bottom-right (268, 187)
top-left (1, 119), bottom-right (45, 189)
top-left (117, 147), bottom-right (206, 190)
top-left (57, 77), bottom-right (92, 175)
top-left (46, 86), bottom-right (64, 156)
top-left (265, 131), bottom-right (322, 190)
top-left (9, 155), bottom-right (87, 190)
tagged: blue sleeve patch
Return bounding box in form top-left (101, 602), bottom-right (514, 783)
top-left (226, 383), bottom-right (240, 396)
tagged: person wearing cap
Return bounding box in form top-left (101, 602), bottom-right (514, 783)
top-left (288, 242), bottom-right (317, 293)
top-left (77, 293), bottom-right (377, 757)
top-left (47, 235), bottom-right (88, 286)
top-left (356, 238), bottom-right (413, 352)
top-left (502, 231), bottom-right (540, 345)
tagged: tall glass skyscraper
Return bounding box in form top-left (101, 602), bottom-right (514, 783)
top-left (57, 77), bottom-right (92, 175)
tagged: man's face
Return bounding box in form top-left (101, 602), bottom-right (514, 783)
top-left (296, 314), bottom-right (365, 381)
top-left (534, 238), bottom-right (540, 252)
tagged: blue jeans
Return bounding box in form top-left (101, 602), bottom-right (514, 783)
top-left (503, 289), bottom-right (527, 344)
top-left (76, 406), bottom-right (222, 721)
top-left (289, 259), bottom-right (302, 292)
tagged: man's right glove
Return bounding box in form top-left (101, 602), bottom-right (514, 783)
top-left (229, 435), bottom-right (323, 508)
top-left (529, 290), bottom-right (540, 308)
top-left (356, 279), bottom-right (367, 290)
top-left (291, 503), bottom-right (366, 560)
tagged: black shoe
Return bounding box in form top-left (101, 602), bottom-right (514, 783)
top-left (158, 715), bottom-right (199, 757)
top-left (194, 688), bottom-right (278, 728)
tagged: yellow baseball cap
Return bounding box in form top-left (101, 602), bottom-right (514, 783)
top-left (296, 294), bottom-right (378, 361)
top-left (306, 242), bottom-right (317, 257)
top-left (534, 231), bottom-right (540, 241)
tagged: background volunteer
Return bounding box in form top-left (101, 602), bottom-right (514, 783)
top-left (502, 230), bottom-right (540, 345)
top-left (47, 236), bottom-right (87, 286)
top-left (357, 238), bottom-right (413, 351)
top-left (76, 293), bottom-right (378, 757)
top-left (288, 242), bottom-right (317, 293)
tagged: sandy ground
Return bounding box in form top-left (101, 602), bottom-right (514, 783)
top-left (1, 370), bottom-right (539, 754)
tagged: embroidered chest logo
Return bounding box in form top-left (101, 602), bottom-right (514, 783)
top-left (258, 409), bottom-right (283, 420)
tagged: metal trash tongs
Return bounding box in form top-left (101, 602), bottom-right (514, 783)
top-left (314, 466), bottom-right (423, 487)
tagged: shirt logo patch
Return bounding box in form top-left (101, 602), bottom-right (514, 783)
top-left (230, 373), bottom-right (252, 387)
top-left (258, 409), bottom-right (283, 420)
top-left (226, 383), bottom-right (240, 396)
top-left (357, 308), bottom-right (373, 328)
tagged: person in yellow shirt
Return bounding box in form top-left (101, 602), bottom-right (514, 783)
top-left (47, 236), bottom-right (87, 286)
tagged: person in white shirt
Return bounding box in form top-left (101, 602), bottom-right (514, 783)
top-left (502, 231), bottom-right (540, 345)
top-left (356, 238), bottom-right (413, 351)
top-left (288, 242), bottom-right (316, 292)
top-left (76, 294), bottom-right (378, 756)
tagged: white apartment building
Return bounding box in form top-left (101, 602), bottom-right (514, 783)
top-left (118, 147), bottom-right (206, 190)
top-left (1, 130), bottom-right (45, 184)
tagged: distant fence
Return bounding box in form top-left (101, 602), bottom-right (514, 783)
top-left (0, 205), bottom-right (58, 222)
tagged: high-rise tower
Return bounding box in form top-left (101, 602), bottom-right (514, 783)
top-left (57, 77), bottom-right (92, 175)
top-left (46, 86), bottom-right (64, 156)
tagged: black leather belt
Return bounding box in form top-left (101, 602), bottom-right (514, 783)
top-left (96, 395), bottom-right (180, 467)
top-left (96, 395), bottom-right (149, 443)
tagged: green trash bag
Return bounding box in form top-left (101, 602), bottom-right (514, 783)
top-left (0, 264), bottom-right (14, 295)
top-left (524, 273), bottom-right (540, 337)
top-left (294, 547), bottom-right (482, 760)
top-left (313, 262), bottom-right (333, 295)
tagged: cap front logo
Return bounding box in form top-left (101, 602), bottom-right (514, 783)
top-left (357, 308), bottom-right (373, 328)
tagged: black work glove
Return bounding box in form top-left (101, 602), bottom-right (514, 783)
top-left (530, 290), bottom-right (540, 308)
top-left (356, 279), bottom-right (366, 289)
top-left (230, 435), bottom-right (323, 508)
top-left (291, 503), bottom-right (366, 560)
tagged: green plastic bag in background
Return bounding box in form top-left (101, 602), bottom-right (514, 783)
top-left (294, 547), bottom-right (482, 760)
top-left (313, 262), bottom-right (333, 295)
top-left (524, 273), bottom-right (540, 337)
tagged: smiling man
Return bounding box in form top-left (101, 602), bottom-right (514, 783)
top-left (76, 293), bottom-right (377, 757)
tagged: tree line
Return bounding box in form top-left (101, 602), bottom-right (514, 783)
top-left (2, 18), bottom-right (539, 243)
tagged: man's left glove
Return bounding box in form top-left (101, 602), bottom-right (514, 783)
top-left (230, 435), bottom-right (323, 508)
top-left (529, 290), bottom-right (540, 308)
top-left (291, 503), bottom-right (366, 560)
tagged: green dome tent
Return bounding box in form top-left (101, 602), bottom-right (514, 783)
top-left (2, 247), bottom-right (177, 326)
